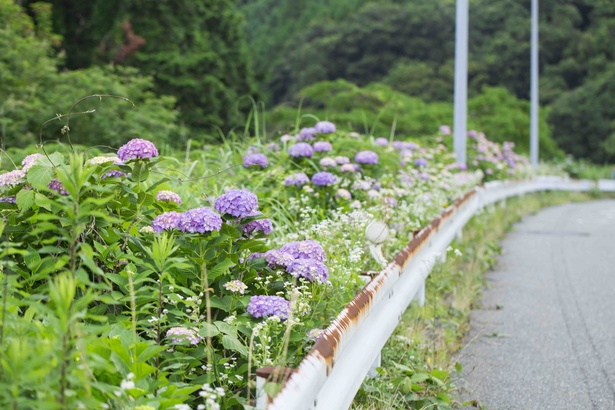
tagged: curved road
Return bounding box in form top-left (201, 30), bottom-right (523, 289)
top-left (456, 199), bottom-right (615, 410)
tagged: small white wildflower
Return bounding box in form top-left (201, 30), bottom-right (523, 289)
top-left (120, 380), bottom-right (135, 390)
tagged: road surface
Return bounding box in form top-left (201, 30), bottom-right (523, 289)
top-left (456, 199), bottom-right (615, 410)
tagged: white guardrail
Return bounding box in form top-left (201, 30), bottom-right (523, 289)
top-left (256, 177), bottom-right (615, 410)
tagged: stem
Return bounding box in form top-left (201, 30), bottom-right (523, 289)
top-left (202, 264), bottom-right (217, 382)
top-left (60, 334), bottom-right (67, 408)
top-left (127, 268), bottom-right (137, 364)
top-left (155, 275), bottom-right (163, 384)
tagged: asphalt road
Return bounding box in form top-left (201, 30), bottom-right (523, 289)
top-left (456, 199), bottom-right (615, 410)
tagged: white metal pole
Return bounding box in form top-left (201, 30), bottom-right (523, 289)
top-left (453, 0), bottom-right (469, 165)
top-left (530, 0), bottom-right (539, 168)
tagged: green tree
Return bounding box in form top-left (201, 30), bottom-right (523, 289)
top-left (0, 0), bottom-right (178, 149)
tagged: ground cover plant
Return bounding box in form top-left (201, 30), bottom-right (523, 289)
top-left (0, 98), bottom-right (536, 409)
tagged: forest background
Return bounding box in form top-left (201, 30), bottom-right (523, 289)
top-left (2, 0), bottom-right (615, 164)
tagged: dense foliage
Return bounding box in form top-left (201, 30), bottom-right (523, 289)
top-left (0, 0), bottom-right (178, 149)
top-left (20, 0), bottom-right (256, 135)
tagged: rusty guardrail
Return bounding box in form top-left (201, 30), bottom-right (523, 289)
top-left (257, 177), bottom-right (612, 410)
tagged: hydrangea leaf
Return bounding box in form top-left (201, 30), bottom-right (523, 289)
top-left (15, 189), bottom-right (35, 211)
top-left (26, 165), bottom-right (55, 190)
top-left (221, 334), bottom-right (247, 357)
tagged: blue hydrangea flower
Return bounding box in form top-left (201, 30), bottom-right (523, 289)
top-left (177, 207), bottom-right (222, 233)
top-left (374, 138), bottom-right (389, 146)
top-left (166, 327), bottom-right (202, 345)
top-left (156, 190), bottom-right (182, 205)
top-left (247, 295), bottom-right (290, 319)
top-left (287, 258), bottom-right (329, 283)
top-left (0, 170), bottom-right (25, 187)
top-left (354, 150), bottom-right (379, 165)
top-left (340, 163), bottom-right (357, 173)
top-left (312, 171), bottom-right (337, 186)
top-left (242, 212), bottom-right (273, 236)
top-left (315, 121), bottom-right (336, 134)
top-left (224, 280), bottom-right (248, 295)
top-left (117, 138), bottom-right (159, 161)
top-left (283, 172), bottom-right (310, 186)
top-left (243, 153), bottom-right (268, 168)
top-left (264, 250), bottom-right (295, 269)
top-left (319, 157), bottom-right (337, 168)
top-left (414, 158), bottom-right (428, 167)
top-left (404, 142), bottom-right (419, 151)
top-left (392, 141), bottom-right (405, 150)
top-left (279, 240), bottom-right (326, 262)
top-left (21, 153), bottom-right (43, 172)
top-left (0, 196), bottom-right (16, 204)
top-left (288, 143), bottom-right (314, 158)
top-left (297, 127), bottom-right (317, 142)
top-left (48, 178), bottom-right (69, 195)
top-left (313, 141), bottom-right (333, 152)
top-left (214, 189), bottom-right (259, 218)
top-left (102, 170), bottom-right (127, 180)
top-left (152, 211), bottom-right (182, 233)
top-left (335, 189), bottom-right (352, 200)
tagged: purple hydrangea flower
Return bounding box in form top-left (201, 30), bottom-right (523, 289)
top-left (102, 170), bottom-right (127, 180)
top-left (315, 121), bottom-right (336, 134)
top-left (177, 207), bottom-right (222, 233)
top-left (0, 170), bottom-right (25, 187)
top-left (280, 134), bottom-right (293, 143)
top-left (384, 197), bottom-right (398, 207)
top-left (374, 137), bottom-right (389, 146)
top-left (117, 138), bottom-right (159, 161)
top-left (0, 196), bottom-right (16, 204)
top-left (264, 250), bottom-right (295, 269)
top-left (156, 190), bottom-right (182, 205)
top-left (335, 156), bottom-right (350, 164)
top-left (214, 189), bottom-right (259, 218)
top-left (21, 153), bottom-right (43, 171)
top-left (224, 280), bottom-right (248, 295)
top-left (392, 141), bottom-right (405, 150)
top-left (313, 141), bottom-right (333, 152)
top-left (166, 327), bottom-right (202, 345)
top-left (297, 127), bottom-right (317, 142)
top-left (288, 143), bottom-right (314, 158)
top-left (287, 258), bottom-right (329, 283)
top-left (283, 172), bottom-right (310, 186)
top-left (247, 295), bottom-right (291, 319)
top-left (340, 163), bottom-right (357, 173)
top-left (312, 171), bottom-right (337, 186)
top-left (152, 211), bottom-right (181, 233)
top-left (439, 125), bottom-right (451, 135)
top-left (467, 130), bottom-right (477, 138)
top-left (279, 240), bottom-right (326, 262)
top-left (242, 212), bottom-right (273, 236)
top-left (335, 189), bottom-right (352, 200)
top-left (404, 142), bottom-right (418, 151)
top-left (48, 178), bottom-right (69, 195)
top-left (243, 153), bottom-right (268, 168)
top-left (354, 151), bottom-right (379, 165)
top-left (267, 142), bottom-right (281, 152)
top-left (319, 157), bottom-right (337, 168)
top-left (414, 158), bottom-right (428, 167)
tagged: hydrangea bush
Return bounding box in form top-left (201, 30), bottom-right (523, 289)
top-left (0, 112), bottom-right (531, 409)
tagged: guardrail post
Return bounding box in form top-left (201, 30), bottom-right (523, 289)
top-left (255, 366), bottom-right (294, 409)
top-left (415, 280), bottom-right (426, 306)
top-left (366, 351), bottom-right (382, 378)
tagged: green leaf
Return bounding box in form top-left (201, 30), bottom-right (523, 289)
top-left (221, 334), bottom-right (247, 357)
top-left (263, 382), bottom-right (282, 399)
top-left (34, 192), bottom-right (53, 211)
top-left (198, 322), bottom-right (220, 338)
top-left (27, 165), bottom-right (55, 190)
top-left (454, 361), bottom-right (463, 373)
top-left (16, 190), bottom-right (35, 211)
top-left (24, 246), bottom-right (42, 272)
top-left (410, 373), bottom-right (429, 383)
top-left (208, 258), bottom-right (235, 281)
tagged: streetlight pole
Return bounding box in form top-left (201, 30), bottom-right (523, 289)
top-left (453, 0), bottom-right (469, 165)
top-left (530, 0), bottom-right (539, 168)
